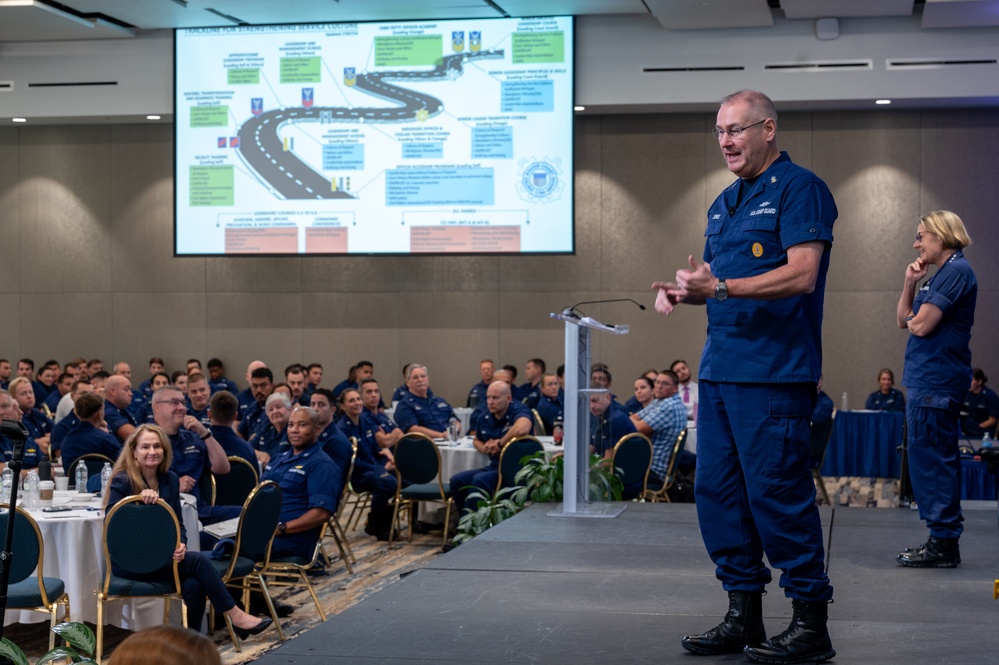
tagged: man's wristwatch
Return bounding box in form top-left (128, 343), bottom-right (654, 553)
top-left (714, 279), bottom-right (729, 301)
top-left (277, 522), bottom-right (287, 535)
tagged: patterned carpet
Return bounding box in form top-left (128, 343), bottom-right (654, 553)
top-left (6, 518), bottom-right (446, 664)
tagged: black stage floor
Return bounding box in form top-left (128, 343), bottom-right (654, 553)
top-left (255, 502), bottom-right (999, 664)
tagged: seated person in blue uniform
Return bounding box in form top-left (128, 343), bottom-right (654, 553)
top-left (8, 377), bottom-right (52, 458)
top-left (33, 363), bottom-right (59, 407)
top-left (134, 372), bottom-right (171, 425)
top-left (865, 368), bottom-right (906, 412)
top-left (393, 364), bottom-right (457, 439)
top-left (236, 360), bottom-right (267, 424)
top-left (248, 393), bottom-right (292, 466)
top-left (813, 375), bottom-right (835, 426)
top-left (467, 368), bottom-right (514, 438)
top-left (519, 358), bottom-right (545, 409)
top-left (135, 357), bottom-right (166, 406)
top-left (962, 368), bottom-right (999, 438)
top-left (207, 390), bottom-right (259, 472)
top-left (104, 424), bottom-right (272, 638)
top-left (450, 381), bottom-right (534, 516)
top-left (206, 358), bottom-right (238, 395)
top-left (466, 359), bottom-right (494, 408)
top-left (391, 364), bottom-right (413, 404)
top-left (630, 370), bottom-right (689, 485)
top-left (0, 359), bottom-right (11, 391)
top-left (332, 360), bottom-right (375, 401)
top-left (237, 367), bottom-right (275, 441)
top-left (310, 388), bottom-right (352, 477)
top-left (306, 363), bottom-right (324, 395)
top-left (150, 385), bottom-right (235, 525)
top-left (51, 380), bottom-right (94, 459)
top-left (624, 375), bottom-right (656, 415)
top-left (284, 364), bottom-right (310, 407)
top-left (0, 389), bottom-right (42, 473)
top-left (186, 373), bottom-right (212, 427)
top-left (589, 391), bottom-right (637, 459)
top-left (103, 374), bottom-right (138, 445)
top-left (535, 374), bottom-right (564, 434)
top-left (43, 372), bottom-right (74, 415)
top-left (60, 392), bottom-right (122, 487)
top-left (186, 359), bottom-right (202, 375)
top-left (359, 379), bottom-right (403, 449)
top-left (590, 365), bottom-right (627, 415)
top-left (261, 407), bottom-right (341, 560)
top-left (337, 388), bottom-right (399, 540)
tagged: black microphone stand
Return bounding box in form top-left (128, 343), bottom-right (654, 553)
top-left (0, 419), bottom-right (29, 641)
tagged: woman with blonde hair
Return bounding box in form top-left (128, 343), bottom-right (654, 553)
top-left (896, 210), bottom-right (976, 568)
top-left (105, 424), bottom-right (272, 637)
top-left (108, 625), bottom-right (221, 665)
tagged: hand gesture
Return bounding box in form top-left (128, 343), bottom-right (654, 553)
top-left (905, 257), bottom-right (928, 283)
top-left (674, 256), bottom-right (715, 300)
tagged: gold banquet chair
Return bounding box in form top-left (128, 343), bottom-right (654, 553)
top-left (645, 429), bottom-right (688, 503)
top-left (610, 432), bottom-right (654, 501)
top-left (389, 433), bottom-right (453, 546)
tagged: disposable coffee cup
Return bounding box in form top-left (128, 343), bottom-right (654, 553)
top-left (54, 477), bottom-right (69, 492)
top-left (39, 481), bottom-right (55, 507)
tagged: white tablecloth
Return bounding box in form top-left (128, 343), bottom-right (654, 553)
top-left (6, 490), bottom-right (199, 628)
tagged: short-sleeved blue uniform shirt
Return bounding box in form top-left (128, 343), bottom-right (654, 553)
top-left (262, 443), bottom-right (342, 551)
top-left (393, 390), bottom-right (455, 433)
top-left (60, 421), bottom-right (121, 474)
top-left (474, 401), bottom-right (534, 464)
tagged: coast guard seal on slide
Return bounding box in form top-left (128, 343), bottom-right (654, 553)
top-left (517, 157), bottom-right (564, 204)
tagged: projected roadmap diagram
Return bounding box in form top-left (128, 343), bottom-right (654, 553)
top-left (175, 16), bottom-right (574, 255)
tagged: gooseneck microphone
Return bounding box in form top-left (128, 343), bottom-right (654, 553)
top-left (561, 298), bottom-right (647, 318)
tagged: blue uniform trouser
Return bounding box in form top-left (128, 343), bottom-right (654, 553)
top-left (696, 380), bottom-right (832, 602)
top-left (352, 468), bottom-right (398, 530)
top-left (906, 389), bottom-right (964, 539)
top-left (451, 461), bottom-right (499, 515)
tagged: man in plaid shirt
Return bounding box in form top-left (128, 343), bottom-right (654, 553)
top-left (630, 369), bottom-right (687, 486)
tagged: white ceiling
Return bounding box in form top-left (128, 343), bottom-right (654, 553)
top-left (0, 0), bottom-right (996, 43)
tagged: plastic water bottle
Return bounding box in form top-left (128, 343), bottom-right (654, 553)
top-left (0, 469), bottom-right (12, 505)
top-left (101, 462), bottom-right (113, 495)
top-left (76, 461), bottom-right (89, 493)
top-left (553, 416), bottom-right (564, 445)
top-left (448, 416), bottom-right (460, 442)
top-left (983, 432), bottom-right (993, 448)
top-left (23, 470), bottom-right (39, 510)
top-left (841, 392), bottom-right (848, 412)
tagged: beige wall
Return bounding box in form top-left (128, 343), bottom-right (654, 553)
top-left (0, 109), bottom-right (995, 407)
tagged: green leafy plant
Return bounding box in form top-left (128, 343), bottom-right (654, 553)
top-left (511, 452), bottom-right (623, 505)
top-left (452, 486), bottom-right (525, 545)
top-left (0, 621), bottom-right (97, 665)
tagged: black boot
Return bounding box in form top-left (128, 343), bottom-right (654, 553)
top-left (744, 599), bottom-right (835, 664)
top-left (896, 536), bottom-right (960, 568)
top-left (680, 591), bottom-right (766, 655)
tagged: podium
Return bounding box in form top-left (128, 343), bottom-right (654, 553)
top-left (548, 310), bottom-right (630, 518)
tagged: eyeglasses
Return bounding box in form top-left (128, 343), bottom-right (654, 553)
top-left (712, 119), bottom-right (766, 140)
top-left (153, 398), bottom-right (186, 407)
top-left (914, 232), bottom-right (936, 243)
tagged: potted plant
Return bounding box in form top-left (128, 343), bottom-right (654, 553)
top-left (0, 622), bottom-right (96, 665)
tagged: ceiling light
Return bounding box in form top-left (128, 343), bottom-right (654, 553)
top-left (574, 106), bottom-right (585, 112)
top-left (875, 99), bottom-right (892, 105)
top-left (12, 118), bottom-right (26, 123)
top-left (146, 115), bottom-right (161, 120)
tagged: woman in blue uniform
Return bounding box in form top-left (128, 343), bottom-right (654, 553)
top-left (896, 210), bottom-right (976, 568)
top-left (864, 368), bottom-right (906, 412)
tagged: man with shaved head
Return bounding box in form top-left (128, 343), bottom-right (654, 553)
top-left (103, 374), bottom-right (137, 444)
top-left (449, 380), bottom-right (533, 516)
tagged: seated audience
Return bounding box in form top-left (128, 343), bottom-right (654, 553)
top-left (206, 358), bottom-right (238, 394)
top-left (284, 364), bottom-right (310, 406)
top-left (87, 358), bottom-right (104, 377)
top-left (630, 370), bottom-right (689, 486)
top-left (535, 374), bottom-right (564, 434)
top-left (34, 362), bottom-right (59, 405)
top-left (359, 379), bottom-right (403, 449)
top-left (236, 360), bottom-right (267, 423)
top-left (51, 379), bottom-right (94, 456)
top-left (248, 393), bottom-right (292, 465)
top-left (136, 357), bottom-right (166, 405)
top-left (671, 359), bottom-right (698, 420)
top-left (391, 363), bottom-right (412, 403)
top-left (813, 375), bottom-right (834, 426)
top-left (393, 364), bottom-right (457, 439)
top-left (135, 372), bottom-right (171, 424)
top-left (237, 367), bottom-right (274, 440)
top-left (467, 367), bottom-right (514, 436)
top-left (865, 368), bottom-right (906, 413)
top-left (0, 389), bottom-right (41, 472)
top-left (466, 359), bottom-right (494, 408)
top-left (104, 425), bottom-right (271, 637)
top-left (8, 377), bottom-right (52, 457)
top-left (962, 368), bottom-right (999, 438)
top-left (519, 358), bottom-right (545, 409)
top-left (0, 358), bottom-right (11, 391)
top-left (43, 372), bottom-right (74, 415)
top-left (450, 381), bottom-right (533, 516)
top-left (186, 373), bottom-right (212, 427)
top-left (186, 358), bottom-right (202, 375)
top-left (337, 388), bottom-right (398, 540)
top-left (171, 371), bottom-right (189, 396)
top-left (260, 407), bottom-right (341, 559)
top-left (104, 374), bottom-right (138, 444)
top-left (309, 388), bottom-right (353, 475)
top-left (60, 392), bottom-right (122, 481)
top-left (332, 360), bottom-right (374, 401)
top-left (624, 375), bottom-right (655, 414)
top-left (207, 390), bottom-right (258, 472)
top-left (306, 363), bottom-right (324, 395)
top-left (589, 391), bottom-right (637, 459)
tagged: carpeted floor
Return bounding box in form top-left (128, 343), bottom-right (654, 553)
top-left (6, 517), bottom-right (447, 664)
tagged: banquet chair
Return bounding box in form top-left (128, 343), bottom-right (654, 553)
top-left (210, 480), bottom-right (284, 648)
top-left (645, 429), bottom-right (688, 503)
top-left (67, 453), bottom-right (115, 490)
top-left (389, 433), bottom-right (453, 546)
top-left (611, 433), bottom-right (653, 500)
top-left (531, 409), bottom-right (547, 436)
top-left (98, 496), bottom-right (187, 664)
top-left (197, 467), bottom-right (215, 506)
top-left (342, 439), bottom-right (372, 531)
top-left (809, 416), bottom-right (836, 506)
top-left (260, 522), bottom-right (329, 626)
top-left (0, 505), bottom-right (71, 649)
top-left (213, 456), bottom-right (260, 507)
top-left (323, 439), bottom-right (358, 574)
top-left (495, 436), bottom-right (544, 495)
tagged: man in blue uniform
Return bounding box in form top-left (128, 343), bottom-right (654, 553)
top-left (51, 380), bottom-right (93, 458)
top-left (238, 367), bottom-right (274, 440)
top-left (518, 358), bottom-right (545, 409)
top-left (186, 373), bottom-right (213, 427)
top-left (961, 368), bottom-right (998, 438)
top-left (655, 90), bottom-right (837, 664)
top-left (393, 364), bottom-right (456, 439)
top-left (466, 359), bottom-right (494, 408)
top-left (236, 360), bottom-right (267, 423)
top-left (103, 375), bottom-right (137, 444)
top-left (262, 406), bottom-right (341, 560)
top-left (0, 390), bottom-right (41, 472)
top-left (535, 374), bottom-right (563, 434)
top-left (310, 388), bottom-right (352, 475)
top-left (206, 358), bottom-right (239, 395)
top-left (208, 390), bottom-right (259, 472)
top-left (59, 393), bottom-right (121, 480)
top-left (450, 381), bottom-right (533, 516)
top-left (589, 391), bottom-right (636, 458)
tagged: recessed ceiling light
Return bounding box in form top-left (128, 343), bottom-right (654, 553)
top-left (574, 105), bottom-right (585, 112)
top-left (146, 115), bottom-right (161, 120)
top-left (12, 118), bottom-right (26, 123)
top-left (875, 99), bottom-right (891, 105)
